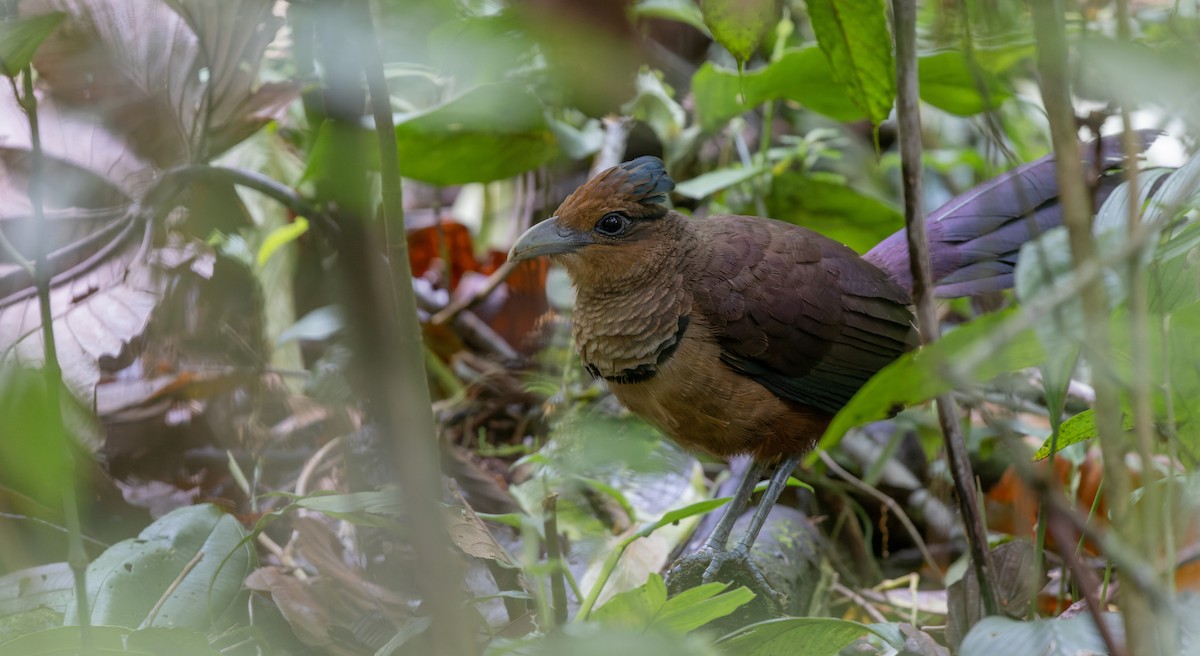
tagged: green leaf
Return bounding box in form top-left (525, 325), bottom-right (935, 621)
top-left (812, 308), bottom-right (1045, 458)
top-left (806, 0), bottom-right (895, 125)
top-left (718, 617), bottom-right (878, 655)
top-left (652, 583), bottom-right (755, 633)
top-left (307, 84), bottom-right (559, 187)
top-left (632, 0), bottom-right (711, 36)
top-left (1033, 409), bottom-right (1137, 460)
top-left (0, 13), bottom-right (65, 77)
top-left (591, 575), bottom-right (668, 630)
top-left (766, 174), bottom-right (904, 253)
top-left (395, 84), bottom-right (559, 185)
top-left (692, 47), bottom-right (863, 129)
top-left (917, 50), bottom-right (1011, 115)
top-left (0, 626), bottom-right (219, 656)
top-left (960, 614), bottom-right (1122, 655)
top-left (255, 217), bottom-right (308, 270)
top-left (64, 504), bottom-right (255, 630)
top-left (674, 164), bottom-right (767, 200)
top-left (699, 0), bottom-right (778, 64)
top-left (591, 575), bottom-right (754, 634)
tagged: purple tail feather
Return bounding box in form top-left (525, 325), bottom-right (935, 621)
top-left (865, 131), bottom-right (1160, 298)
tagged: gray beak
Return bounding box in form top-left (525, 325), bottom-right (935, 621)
top-left (508, 217), bottom-right (593, 263)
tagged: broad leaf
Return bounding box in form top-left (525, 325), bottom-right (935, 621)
top-left (64, 504), bottom-right (256, 630)
top-left (806, 0), bottom-right (894, 125)
top-left (812, 309), bottom-right (1045, 457)
top-left (918, 50), bottom-right (1011, 115)
top-left (25, 0), bottom-right (295, 165)
top-left (394, 83), bottom-right (559, 185)
top-left (699, 0), bottom-right (778, 64)
top-left (592, 575), bottom-right (754, 634)
top-left (718, 617), bottom-right (880, 655)
top-left (960, 614), bottom-right (1122, 655)
top-left (766, 174), bottom-right (903, 253)
top-left (0, 12), bottom-right (64, 76)
top-left (692, 46), bottom-right (863, 129)
top-left (0, 625), bottom-right (219, 656)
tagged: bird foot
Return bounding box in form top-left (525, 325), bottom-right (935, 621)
top-left (666, 545), bottom-right (780, 603)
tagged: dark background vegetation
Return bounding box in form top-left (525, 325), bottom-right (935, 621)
top-left (1, 0), bottom-right (1199, 654)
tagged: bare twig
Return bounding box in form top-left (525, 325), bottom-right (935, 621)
top-left (891, 0), bottom-right (997, 616)
top-left (832, 581), bottom-right (889, 624)
top-left (140, 551), bottom-right (205, 629)
top-left (430, 260), bottom-right (518, 326)
top-left (819, 452), bottom-right (944, 587)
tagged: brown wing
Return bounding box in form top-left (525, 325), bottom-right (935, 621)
top-left (689, 216), bottom-right (918, 414)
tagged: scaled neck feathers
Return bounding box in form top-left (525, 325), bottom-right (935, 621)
top-left (571, 214), bottom-right (696, 382)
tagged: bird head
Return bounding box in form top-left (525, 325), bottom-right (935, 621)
top-left (508, 156), bottom-right (676, 285)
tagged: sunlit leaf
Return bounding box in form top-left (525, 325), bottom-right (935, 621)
top-left (806, 0), bottom-right (894, 125)
top-left (0, 12), bottom-right (64, 77)
top-left (692, 47), bottom-right (863, 129)
top-left (699, 0), bottom-right (778, 64)
top-left (592, 575), bottom-right (753, 634)
top-left (674, 165), bottom-right (767, 200)
top-left (1032, 409), bottom-right (1136, 460)
top-left (255, 217), bottom-right (308, 270)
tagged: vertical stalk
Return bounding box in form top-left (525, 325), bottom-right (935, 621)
top-left (1031, 1), bottom-right (1169, 652)
top-left (313, 3), bottom-right (471, 654)
top-left (891, 0), bottom-right (998, 616)
top-left (20, 65), bottom-right (92, 646)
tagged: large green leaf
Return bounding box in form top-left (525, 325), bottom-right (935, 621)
top-left (0, 12), bottom-right (64, 77)
top-left (806, 0), bottom-right (894, 125)
top-left (692, 47), bottom-right (863, 129)
top-left (394, 84), bottom-right (559, 185)
top-left (766, 174), bottom-right (903, 253)
top-left (917, 50), bottom-right (1011, 115)
top-left (960, 614), bottom-right (1121, 655)
top-left (699, 0), bottom-right (778, 64)
top-left (718, 617), bottom-right (881, 655)
top-left (64, 504), bottom-right (255, 630)
top-left (811, 309), bottom-right (1045, 458)
top-left (0, 626), bottom-right (219, 656)
top-left (591, 575), bottom-right (754, 634)
top-left (305, 84), bottom-right (559, 186)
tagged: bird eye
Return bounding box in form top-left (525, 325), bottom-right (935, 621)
top-left (595, 212), bottom-right (628, 236)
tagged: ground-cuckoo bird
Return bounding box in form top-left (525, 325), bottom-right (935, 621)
top-left (508, 133), bottom-right (1154, 594)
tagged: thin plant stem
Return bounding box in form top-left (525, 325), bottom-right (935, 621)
top-left (1031, 1), bottom-right (1167, 652)
top-left (891, 0), bottom-right (998, 616)
top-left (19, 63), bottom-right (92, 646)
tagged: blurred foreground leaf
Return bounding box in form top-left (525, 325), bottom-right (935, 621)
top-left (0, 625), bottom-right (218, 656)
top-left (699, 0), bottom-right (777, 65)
top-left (959, 614), bottom-right (1121, 656)
top-left (0, 12), bottom-right (64, 76)
top-left (718, 616), bottom-right (883, 655)
top-left (64, 504), bottom-right (255, 631)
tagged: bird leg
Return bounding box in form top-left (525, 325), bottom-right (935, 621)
top-left (700, 459), bottom-right (767, 552)
top-left (699, 452), bottom-right (805, 591)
